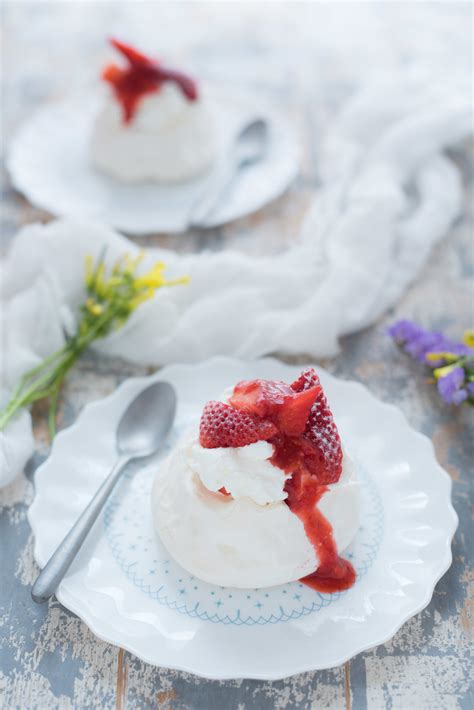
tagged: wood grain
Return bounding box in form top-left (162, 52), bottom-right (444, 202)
top-left (115, 649), bottom-right (128, 710)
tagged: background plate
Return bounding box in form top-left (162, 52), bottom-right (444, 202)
top-left (7, 94), bottom-right (298, 235)
top-left (28, 357), bottom-right (457, 679)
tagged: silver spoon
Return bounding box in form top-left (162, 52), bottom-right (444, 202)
top-left (31, 381), bottom-right (177, 604)
top-left (189, 117), bottom-right (269, 228)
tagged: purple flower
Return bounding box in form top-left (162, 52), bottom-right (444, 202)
top-left (388, 319), bottom-right (474, 406)
top-left (387, 320), bottom-right (473, 365)
top-left (437, 367), bottom-right (467, 405)
top-left (387, 320), bottom-right (424, 343)
top-left (404, 331), bottom-right (446, 363)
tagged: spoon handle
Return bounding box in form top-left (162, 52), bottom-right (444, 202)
top-left (31, 456), bottom-right (130, 603)
top-left (188, 158), bottom-right (237, 228)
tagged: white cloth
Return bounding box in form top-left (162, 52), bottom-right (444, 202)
top-left (1, 79), bottom-right (471, 486)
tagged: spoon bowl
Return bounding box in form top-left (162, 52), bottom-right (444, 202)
top-left (117, 381), bottom-right (177, 458)
top-left (234, 118), bottom-right (269, 167)
top-left (189, 116), bottom-right (269, 227)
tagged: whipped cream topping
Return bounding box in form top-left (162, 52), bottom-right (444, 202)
top-left (90, 83), bottom-right (218, 183)
top-left (187, 439), bottom-right (288, 506)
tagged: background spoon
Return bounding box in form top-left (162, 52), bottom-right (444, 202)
top-left (31, 381), bottom-right (177, 603)
top-left (189, 117), bottom-right (269, 228)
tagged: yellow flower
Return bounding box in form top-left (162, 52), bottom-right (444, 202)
top-left (92, 262), bottom-right (107, 298)
top-left (133, 267), bottom-right (166, 290)
top-left (425, 352), bottom-right (459, 364)
top-left (129, 288), bottom-right (155, 311)
top-left (84, 251), bottom-right (189, 316)
top-left (133, 261), bottom-right (190, 290)
top-left (124, 251), bottom-right (145, 275)
top-left (463, 330), bottom-right (474, 348)
top-left (85, 298), bottom-right (104, 316)
top-left (433, 364), bottom-right (456, 380)
top-left (106, 276), bottom-right (122, 288)
top-left (84, 255), bottom-right (94, 288)
top-left (112, 254), bottom-right (126, 275)
top-left (167, 275), bottom-right (190, 286)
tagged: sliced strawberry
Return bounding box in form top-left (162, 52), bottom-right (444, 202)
top-left (199, 401), bottom-right (277, 449)
top-left (110, 38), bottom-right (153, 66)
top-left (228, 379), bottom-right (276, 418)
top-left (229, 379), bottom-right (320, 436)
top-left (291, 368), bottom-right (321, 394)
top-left (277, 386), bottom-right (321, 435)
top-left (291, 368), bottom-right (343, 484)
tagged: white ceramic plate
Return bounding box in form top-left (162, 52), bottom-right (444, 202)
top-left (7, 93), bottom-right (298, 235)
top-left (28, 358), bottom-right (457, 680)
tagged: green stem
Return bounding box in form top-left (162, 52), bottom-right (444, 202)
top-left (45, 350), bottom-right (79, 439)
top-left (0, 306), bottom-right (120, 433)
top-left (21, 347), bottom-right (68, 383)
top-left (0, 347), bottom-right (74, 430)
top-left (48, 385), bottom-right (61, 440)
top-left (12, 354), bottom-right (70, 406)
top-left (7, 347), bottom-right (68, 404)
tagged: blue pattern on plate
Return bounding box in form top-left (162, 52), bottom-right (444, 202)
top-left (103, 458), bottom-right (383, 626)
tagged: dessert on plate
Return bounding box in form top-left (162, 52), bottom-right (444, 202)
top-left (90, 38), bottom-right (218, 183)
top-left (152, 368), bottom-right (360, 591)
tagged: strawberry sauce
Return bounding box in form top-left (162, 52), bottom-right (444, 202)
top-left (284, 469), bottom-right (356, 593)
top-left (103, 38), bottom-right (198, 124)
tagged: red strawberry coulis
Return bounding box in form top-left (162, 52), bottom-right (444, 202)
top-left (284, 470), bottom-right (356, 593)
top-left (102, 38), bottom-right (198, 124)
top-left (199, 369), bottom-right (356, 593)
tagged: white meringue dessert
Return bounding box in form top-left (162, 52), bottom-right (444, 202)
top-left (90, 38), bottom-right (218, 183)
top-left (152, 370), bottom-right (361, 591)
top-left (152, 436), bottom-right (359, 589)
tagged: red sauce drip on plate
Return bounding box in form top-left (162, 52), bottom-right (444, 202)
top-left (103, 38), bottom-right (198, 124)
top-left (271, 435), bottom-right (356, 594)
top-left (283, 469), bottom-right (356, 593)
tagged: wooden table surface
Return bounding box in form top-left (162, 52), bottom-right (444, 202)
top-left (1, 3), bottom-right (473, 708)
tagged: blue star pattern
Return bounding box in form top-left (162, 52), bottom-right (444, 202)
top-left (103, 461), bottom-right (383, 626)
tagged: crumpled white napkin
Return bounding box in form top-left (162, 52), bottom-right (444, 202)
top-left (1, 78), bottom-right (471, 486)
